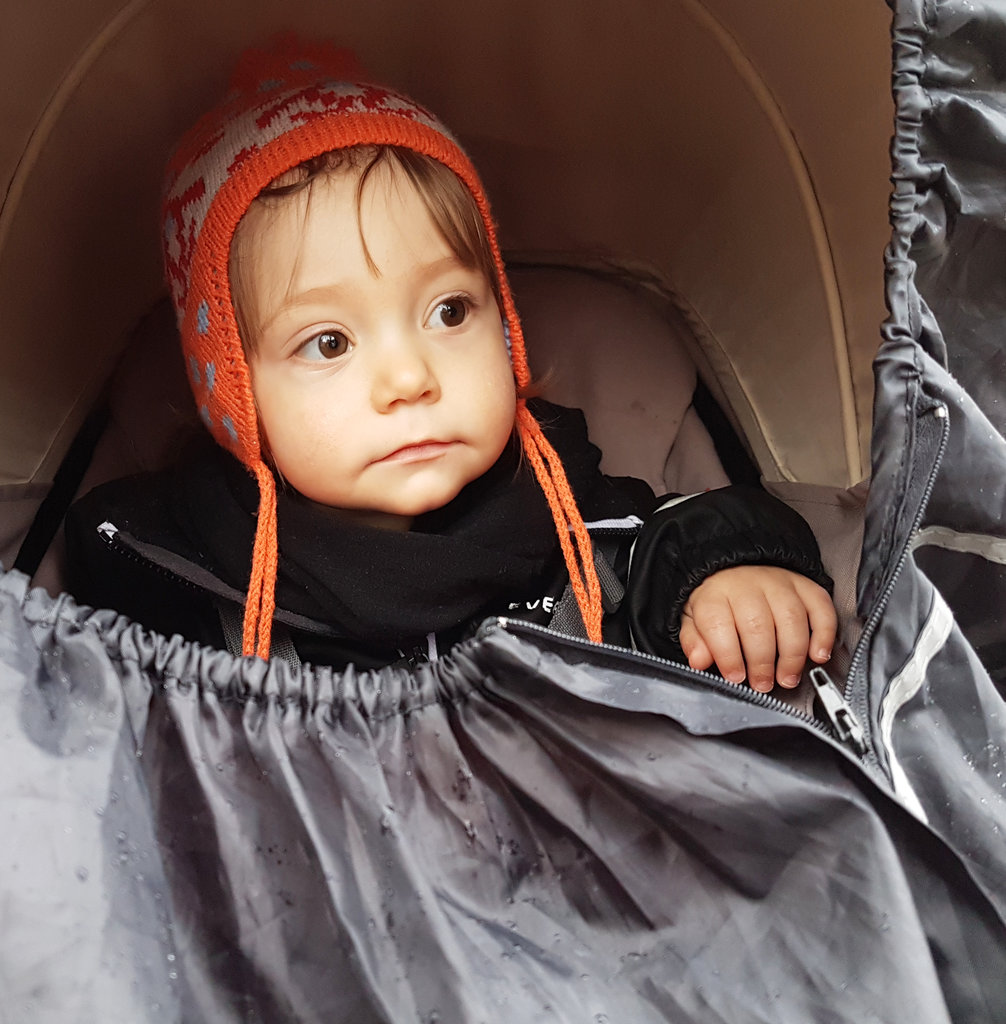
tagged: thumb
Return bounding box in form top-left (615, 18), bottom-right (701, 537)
top-left (679, 618), bottom-right (714, 671)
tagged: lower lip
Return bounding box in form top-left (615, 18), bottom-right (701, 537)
top-left (378, 441), bottom-right (456, 465)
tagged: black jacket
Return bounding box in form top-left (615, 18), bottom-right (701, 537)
top-left (65, 401), bottom-right (830, 670)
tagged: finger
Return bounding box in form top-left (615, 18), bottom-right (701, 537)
top-left (770, 590), bottom-right (812, 688)
top-left (679, 617), bottom-right (714, 671)
top-left (729, 592), bottom-right (778, 693)
top-left (795, 579), bottom-right (839, 663)
top-left (689, 594), bottom-right (747, 684)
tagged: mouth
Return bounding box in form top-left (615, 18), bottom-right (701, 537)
top-left (375, 440), bottom-right (457, 465)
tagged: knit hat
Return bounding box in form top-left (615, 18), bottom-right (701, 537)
top-left (161, 38), bottom-right (602, 658)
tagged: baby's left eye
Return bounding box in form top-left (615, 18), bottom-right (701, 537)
top-left (428, 298), bottom-right (469, 329)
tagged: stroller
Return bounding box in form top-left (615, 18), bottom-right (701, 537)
top-left (1, 0), bottom-right (1004, 1020)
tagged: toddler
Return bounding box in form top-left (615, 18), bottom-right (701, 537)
top-left (67, 40), bottom-right (835, 691)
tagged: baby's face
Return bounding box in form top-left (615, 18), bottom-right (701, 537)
top-left (233, 161), bottom-right (516, 527)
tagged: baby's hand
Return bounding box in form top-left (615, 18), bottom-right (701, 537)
top-left (679, 565), bottom-right (836, 693)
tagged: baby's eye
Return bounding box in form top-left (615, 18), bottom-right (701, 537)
top-left (301, 329), bottom-right (351, 361)
top-left (428, 297), bottom-right (469, 329)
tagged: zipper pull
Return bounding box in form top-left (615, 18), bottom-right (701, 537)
top-left (810, 667), bottom-right (867, 756)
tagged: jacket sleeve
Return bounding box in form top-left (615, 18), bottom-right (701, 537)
top-left (624, 485), bottom-right (833, 660)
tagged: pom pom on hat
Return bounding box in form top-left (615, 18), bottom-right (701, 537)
top-left (226, 34), bottom-right (366, 95)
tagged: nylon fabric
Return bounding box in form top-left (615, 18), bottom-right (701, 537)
top-left (4, 571), bottom-right (1005, 1022)
top-left (850, 0), bottom-right (1006, 963)
top-left (877, 588), bottom-right (954, 822)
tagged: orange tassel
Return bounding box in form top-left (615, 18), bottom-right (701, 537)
top-left (243, 463), bottom-right (279, 658)
top-left (516, 404), bottom-right (603, 642)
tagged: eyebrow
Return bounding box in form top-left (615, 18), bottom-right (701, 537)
top-left (257, 254), bottom-right (479, 335)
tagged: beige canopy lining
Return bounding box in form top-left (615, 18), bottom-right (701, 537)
top-left (0, 0), bottom-right (892, 499)
top-left (680, 0), bottom-right (861, 484)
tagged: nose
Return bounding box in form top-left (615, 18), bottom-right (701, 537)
top-left (369, 334), bottom-right (440, 411)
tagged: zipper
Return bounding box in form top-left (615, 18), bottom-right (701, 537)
top-left (488, 616), bottom-right (868, 758)
top-left (98, 522), bottom-right (212, 597)
top-left (809, 667), bottom-right (867, 756)
top-left (843, 403), bottom-right (950, 764)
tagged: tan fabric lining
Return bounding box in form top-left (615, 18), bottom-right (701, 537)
top-left (0, 0), bottom-right (891, 492)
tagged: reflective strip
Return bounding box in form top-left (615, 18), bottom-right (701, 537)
top-left (912, 525), bottom-right (1006, 565)
top-left (878, 590), bottom-right (954, 823)
top-left (582, 515), bottom-right (644, 531)
top-left (652, 493), bottom-right (702, 514)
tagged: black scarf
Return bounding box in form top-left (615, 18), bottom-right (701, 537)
top-left (171, 401), bottom-right (653, 647)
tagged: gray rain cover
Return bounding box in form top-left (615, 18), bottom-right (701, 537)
top-left (2, 0), bottom-right (1006, 1021)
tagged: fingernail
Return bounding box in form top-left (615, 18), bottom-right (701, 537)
top-left (751, 679), bottom-right (773, 693)
top-left (779, 674), bottom-right (800, 688)
top-left (725, 670), bottom-right (746, 684)
top-left (817, 648), bottom-right (832, 662)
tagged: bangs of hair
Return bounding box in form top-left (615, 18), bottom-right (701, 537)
top-left (369, 148), bottom-right (500, 307)
top-left (229, 145), bottom-right (500, 352)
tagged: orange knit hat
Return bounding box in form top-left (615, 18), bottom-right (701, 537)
top-left (162, 38), bottom-right (602, 658)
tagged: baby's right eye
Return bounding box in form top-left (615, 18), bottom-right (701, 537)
top-left (301, 329), bottom-right (351, 361)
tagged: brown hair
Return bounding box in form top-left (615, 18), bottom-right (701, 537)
top-left (229, 145), bottom-right (501, 350)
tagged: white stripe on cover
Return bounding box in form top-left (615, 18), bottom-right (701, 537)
top-left (912, 525), bottom-right (1006, 565)
top-left (652, 493), bottom-right (702, 514)
top-left (878, 590), bottom-right (954, 824)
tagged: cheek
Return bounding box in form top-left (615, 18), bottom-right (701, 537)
top-left (479, 361), bottom-right (519, 450)
top-left (253, 379), bottom-right (343, 475)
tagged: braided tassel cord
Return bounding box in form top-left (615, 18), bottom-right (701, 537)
top-left (243, 463), bottom-right (279, 659)
top-left (516, 404), bottom-right (603, 642)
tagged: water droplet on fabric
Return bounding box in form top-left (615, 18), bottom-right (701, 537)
top-left (75, 866), bottom-right (88, 882)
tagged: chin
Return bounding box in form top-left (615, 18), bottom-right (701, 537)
top-left (388, 492), bottom-right (461, 517)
